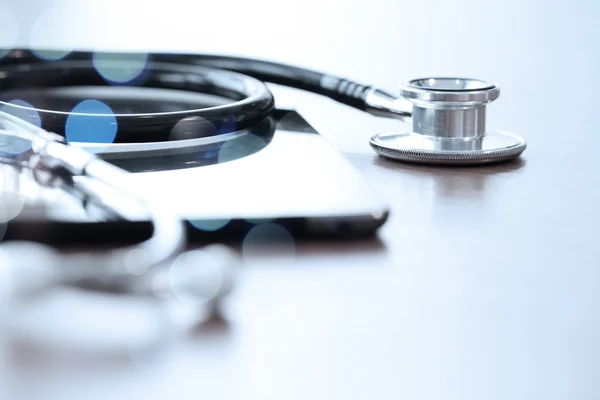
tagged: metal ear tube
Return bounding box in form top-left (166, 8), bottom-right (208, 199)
top-left (369, 77), bottom-right (526, 165)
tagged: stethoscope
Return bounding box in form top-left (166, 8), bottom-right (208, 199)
top-left (0, 49), bottom-right (527, 350)
top-left (0, 49), bottom-right (526, 165)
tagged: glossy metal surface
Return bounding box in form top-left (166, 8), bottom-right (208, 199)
top-left (371, 77), bottom-right (526, 165)
top-left (370, 130), bottom-right (526, 165)
top-left (364, 88), bottom-right (412, 120)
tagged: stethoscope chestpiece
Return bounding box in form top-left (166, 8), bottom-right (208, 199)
top-left (370, 77), bottom-right (526, 165)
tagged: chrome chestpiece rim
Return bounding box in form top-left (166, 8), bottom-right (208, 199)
top-left (370, 77), bottom-right (526, 165)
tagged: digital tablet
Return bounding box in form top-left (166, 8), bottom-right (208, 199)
top-left (4, 109), bottom-right (389, 243)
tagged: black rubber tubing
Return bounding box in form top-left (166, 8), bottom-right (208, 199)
top-left (0, 48), bottom-right (377, 111)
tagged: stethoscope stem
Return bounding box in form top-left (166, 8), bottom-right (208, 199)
top-left (363, 88), bottom-right (413, 120)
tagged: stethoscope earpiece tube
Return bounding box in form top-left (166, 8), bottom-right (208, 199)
top-left (0, 110), bottom-right (187, 295)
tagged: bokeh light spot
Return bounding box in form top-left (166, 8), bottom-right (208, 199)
top-left (0, 99), bottom-right (42, 128)
top-left (0, 100), bottom-right (39, 154)
top-left (124, 248), bottom-right (150, 276)
top-left (0, 9), bottom-right (19, 60)
top-left (170, 116), bottom-right (218, 141)
top-left (218, 114), bottom-right (237, 134)
top-left (168, 250), bottom-right (224, 305)
top-left (29, 6), bottom-right (74, 60)
top-left (93, 52), bottom-right (149, 84)
top-left (65, 100), bottom-right (118, 145)
top-left (189, 219), bottom-right (230, 232)
top-left (218, 134), bottom-right (268, 164)
top-left (0, 192), bottom-right (25, 223)
top-left (31, 49), bottom-right (72, 61)
top-left (242, 223), bottom-right (296, 262)
top-left (0, 132), bottom-right (33, 156)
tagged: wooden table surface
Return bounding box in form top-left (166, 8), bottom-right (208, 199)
top-left (0, 0), bottom-right (599, 399)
